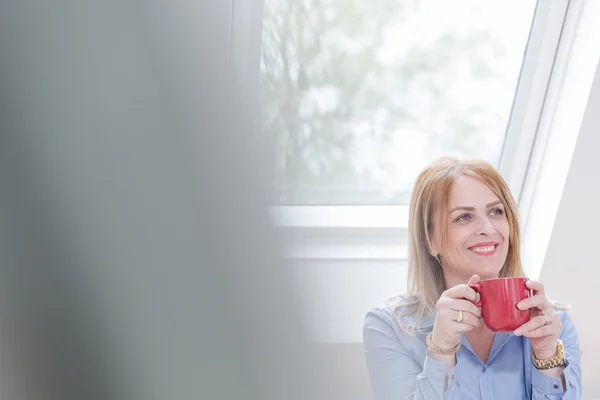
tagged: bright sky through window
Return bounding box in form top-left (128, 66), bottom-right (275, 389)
top-left (260, 0), bottom-right (537, 205)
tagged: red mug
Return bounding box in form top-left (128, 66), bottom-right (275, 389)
top-left (469, 277), bottom-right (530, 332)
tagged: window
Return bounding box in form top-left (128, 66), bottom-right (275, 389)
top-left (259, 0), bottom-right (537, 206)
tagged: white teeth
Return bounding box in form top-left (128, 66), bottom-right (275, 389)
top-left (471, 245), bottom-right (495, 252)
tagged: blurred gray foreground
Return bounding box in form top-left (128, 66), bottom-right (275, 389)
top-left (0, 1), bottom-right (332, 399)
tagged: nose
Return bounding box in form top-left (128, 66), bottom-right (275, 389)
top-left (477, 215), bottom-right (496, 236)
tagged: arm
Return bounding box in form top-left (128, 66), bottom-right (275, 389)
top-left (531, 311), bottom-right (582, 399)
top-left (363, 308), bottom-right (460, 400)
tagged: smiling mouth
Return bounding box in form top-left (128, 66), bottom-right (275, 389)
top-left (468, 244), bottom-right (499, 255)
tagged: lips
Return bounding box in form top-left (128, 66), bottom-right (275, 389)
top-left (468, 242), bottom-right (499, 256)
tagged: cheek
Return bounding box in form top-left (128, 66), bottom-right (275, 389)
top-left (495, 219), bottom-right (510, 240)
top-left (446, 226), bottom-right (472, 251)
top-left (443, 227), bottom-right (474, 266)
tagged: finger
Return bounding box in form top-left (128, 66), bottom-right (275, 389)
top-left (513, 315), bottom-right (546, 335)
top-left (444, 284), bottom-right (478, 303)
top-left (443, 307), bottom-right (477, 324)
top-left (514, 313), bottom-right (562, 336)
top-left (466, 275), bottom-right (481, 304)
top-left (449, 299), bottom-right (482, 318)
top-left (467, 274), bottom-right (481, 286)
top-left (441, 307), bottom-right (481, 328)
top-left (520, 325), bottom-right (557, 338)
top-left (453, 311), bottom-right (481, 328)
top-left (525, 279), bottom-right (545, 295)
top-left (452, 319), bottom-right (480, 333)
top-left (517, 294), bottom-right (551, 311)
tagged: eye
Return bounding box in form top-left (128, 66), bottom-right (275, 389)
top-left (490, 208), bottom-right (504, 216)
top-left (456, 214), bottom-right (472, 222)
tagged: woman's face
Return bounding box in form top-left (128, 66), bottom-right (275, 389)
top-left (432, 175), bottom-right (510, 281)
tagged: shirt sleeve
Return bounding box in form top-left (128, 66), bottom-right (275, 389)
top-left (363, 308), bottom-right (460, 400)
top-left (531, 311), bottom-right (582, 399)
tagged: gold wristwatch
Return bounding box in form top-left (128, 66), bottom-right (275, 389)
top-left (532, 339), bottom-right (567, 370)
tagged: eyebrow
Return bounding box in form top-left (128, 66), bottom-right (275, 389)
top-left (449, 200), bottom-right (503, 213)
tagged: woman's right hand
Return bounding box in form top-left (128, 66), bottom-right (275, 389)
top-left (430, 274), bottom-right (483, 350)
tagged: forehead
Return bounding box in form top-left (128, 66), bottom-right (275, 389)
top-left (448, 175), bottom-right (499, 207)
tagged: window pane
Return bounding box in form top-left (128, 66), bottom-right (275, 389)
top-left (260, 0), bottom-right (537, 205)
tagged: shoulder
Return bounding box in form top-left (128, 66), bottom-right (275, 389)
top-left (363, 303), bottom-right (411, 353)
top-left (363, 304), bottom-right (395, 334)
top-left (363, 294), bottom-right (433, 338)
top-left (364, 294), bottom-right (413, 327)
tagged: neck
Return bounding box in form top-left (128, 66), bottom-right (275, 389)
top-left (443, 271), bottom-right (499, 289)
top-left (443, 274), bottom-right (467, 289)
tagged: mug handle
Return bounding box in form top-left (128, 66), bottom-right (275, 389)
top-left (469, 283), bottom-right (482, 307)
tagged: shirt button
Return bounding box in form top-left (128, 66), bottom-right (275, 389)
top-left (450, 374), bottom-right (455, 380)
top-left (482, 367), bottom-right (487, 373)
top-left (554, 384), bottom-right (559, 389)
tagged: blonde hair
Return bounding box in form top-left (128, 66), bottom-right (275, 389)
top-left (390, 157), bottom-right (525, 333)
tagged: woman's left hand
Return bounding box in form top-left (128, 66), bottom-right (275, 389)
top-left (513, 279), bottom-right (562, 359)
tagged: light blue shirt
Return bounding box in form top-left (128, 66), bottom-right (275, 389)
top-left (363, 295), bottom-right (582, 399)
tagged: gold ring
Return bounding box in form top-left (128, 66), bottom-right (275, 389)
top-left (544, 314), bottom-right (551, 326)
top-left (457, 310), bottom-right (463, 323)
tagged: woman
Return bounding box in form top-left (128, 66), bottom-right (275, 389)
top-left (363, 158), bottom-right (581, 399)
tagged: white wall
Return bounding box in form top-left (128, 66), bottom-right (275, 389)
top-left (291, 259), bottom-right (407, 343)
top-left (540, 59), bottom-right (600, 399)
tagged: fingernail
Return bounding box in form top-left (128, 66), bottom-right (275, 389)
top-left (514, 329), bottom-right (522, 336)
top-left (517, 302), bottom-right (524, 310)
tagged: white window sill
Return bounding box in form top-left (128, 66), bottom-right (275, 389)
top-left (271, 206), bottom-right (409, 260)
top-left (270, 205), bottom-right (408, 229)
